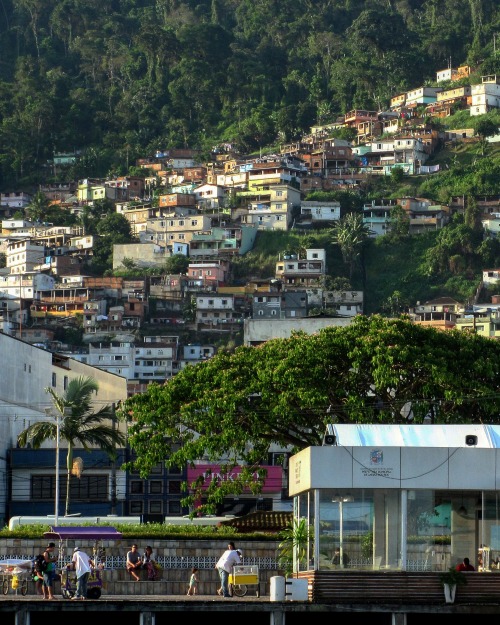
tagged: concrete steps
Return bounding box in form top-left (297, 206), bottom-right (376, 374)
top-left (104, 581), bottom-right (170, 595)
top-left (100, 568), bottom-right (223, 596)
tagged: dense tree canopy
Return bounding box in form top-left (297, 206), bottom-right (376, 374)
top-left (122, 316), bottom-right (500, 513)
top-left (1, 0), bottom-right (500, 187)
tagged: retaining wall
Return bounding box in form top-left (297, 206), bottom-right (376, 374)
top-left (0, 537), bottom-right (281, 596)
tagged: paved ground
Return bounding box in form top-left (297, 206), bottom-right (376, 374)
top-left (0, 593), bottom-right (268, 602)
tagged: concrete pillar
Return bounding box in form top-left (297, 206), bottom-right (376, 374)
top-left (139, 612), bottom-right (155, 625)
top-left (392, 613), bottom-right (406, 625)
top-left (15, 608), bottom-right (30, 625)
top-left (270, 610), bottom-right (285, 625)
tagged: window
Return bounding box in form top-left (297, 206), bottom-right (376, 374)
top-left (167, 466), bottom-right (182, 475)
top-left (130, 501), bottom-right (143, 514)
top-left (52, 372), bottom-right (56, 387)
top-left (63, 376), bottom-right (68, 390)
top-left (69, 475), bottom-right (108, 500)
top-left (168, 500), bottom-right (182, 514)
top-left (150, 481), bottom-right (163, 494)
top-left (32, 476), bottom-right (54, 499)
top-left (168, 480), bottom-right (182, 494)
top-left (150, 463), bottom-right (163, 475)
top-left (150, 501), bottom-right (163, 514)
top-left (130, 481), bottom-right (144, 494)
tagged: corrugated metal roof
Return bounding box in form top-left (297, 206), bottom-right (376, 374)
top-left (219, 511), bottom-right (292, 533)
top-left (324, 424), bottom-right (500, 448)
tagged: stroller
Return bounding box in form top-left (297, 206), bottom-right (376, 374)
top-left (43, 525), bottom-right (123, 600)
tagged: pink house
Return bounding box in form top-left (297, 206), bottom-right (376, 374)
top-left (187, 260), bottom-right (229, 286)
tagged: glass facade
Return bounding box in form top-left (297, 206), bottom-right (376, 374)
top-left (295, 488), bottom-right (500, 573)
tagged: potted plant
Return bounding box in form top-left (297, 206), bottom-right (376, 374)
top-left (277, 518), bottom-right (312, 577)
top-left (439, 567), bottom-right (467, 603)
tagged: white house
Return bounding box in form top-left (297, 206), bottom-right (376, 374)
top-left (483, 268), bottom-right (500, 286)
top-left (300, 201), bottom-right (341, 225)
top-left (471, 76), bottom-right (500, 116)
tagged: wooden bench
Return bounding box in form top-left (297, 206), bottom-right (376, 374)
top-left (298, 571), bottom-right (500, 604)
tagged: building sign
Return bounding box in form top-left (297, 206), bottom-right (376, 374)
top-left (294, 459), bottom-right (301, 485)
top-left (360, 449), bottom-right (394, 478)
top-left (187, 464), bottom-right (282, 493)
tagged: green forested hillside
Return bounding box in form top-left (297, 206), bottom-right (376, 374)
top-left (236, 214), bottom-right (500, 316)
top-left (1, 0), bottom-right (500, 188)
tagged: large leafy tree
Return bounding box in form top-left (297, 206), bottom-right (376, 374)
top-left (91, 212), bottom-right (135, 275)
top-left (122, 316), bottom-right (500, 514)
top-left (17, 376), bottom-right (125, 516)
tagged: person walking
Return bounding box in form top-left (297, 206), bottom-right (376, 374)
top-left (186, 567), bottom-right (199, 595)
top-left (215, 541), bottom-right (241, 598)
top-left (69, 546), bottom-right (94, 600)
top-left (42, 542), bottom-right (58, 600)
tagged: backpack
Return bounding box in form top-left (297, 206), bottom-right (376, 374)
top-left (35, 554), bottom-right (48, 573)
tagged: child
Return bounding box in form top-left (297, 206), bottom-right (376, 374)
top-left (187, 567), bottom-right (199, 595)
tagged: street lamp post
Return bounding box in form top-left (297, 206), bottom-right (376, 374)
top-left (55, 412), bottom-right (61, 525)
top-left (332, 493), bottom-right (354, 568)
top-left (46, 407), bottom-right (70, 525)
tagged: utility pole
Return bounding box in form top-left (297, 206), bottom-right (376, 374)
top-left (110, 402), bottom-right (118, 515)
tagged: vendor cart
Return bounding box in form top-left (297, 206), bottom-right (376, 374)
top-left (0, 559), bottom-right (32, 596)
top-left (43, 526), bottom-right (123, 600)
top-left (60, 566), bottom-right (105, 599)
top-left (228, 564), bottom-right (260, 597)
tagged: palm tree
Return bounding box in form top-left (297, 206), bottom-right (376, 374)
top-left (26, 191), bottom-right (51, 223)
top-left (331, 212), bottom-right (371, 280)
top-left (17, 376), bottom-right (126, 516)
top-left (277, 518), bottom-right (313, 577)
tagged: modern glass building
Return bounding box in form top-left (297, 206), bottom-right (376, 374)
top-left (289, 424), bottom-right (500, 573)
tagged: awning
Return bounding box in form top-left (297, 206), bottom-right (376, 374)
top-left (324, 424), bottom-right (500, 448)
top-left (43, 526), bottom-right (123, 540)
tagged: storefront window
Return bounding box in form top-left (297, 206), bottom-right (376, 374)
top-left (306, 489), bottom-right (500, 572)
top-left (318, 489), bottom-right (375, 570)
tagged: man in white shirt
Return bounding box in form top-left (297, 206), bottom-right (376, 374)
top-left (215, 541), bottom-right (241, 598)
top-left (69, 546), bottom-right (94, 600)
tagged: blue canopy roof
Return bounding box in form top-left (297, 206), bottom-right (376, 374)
top-left (43, 526), bottom-right (123, 540)
top-left (324, 424), bottom-right (500, 448)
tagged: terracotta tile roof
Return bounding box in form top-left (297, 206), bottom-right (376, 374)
top-left (219, 511), bottom-right (292, 533)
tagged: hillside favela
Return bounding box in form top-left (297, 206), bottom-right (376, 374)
top-left (3, 1), bottom-right (500, 623)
